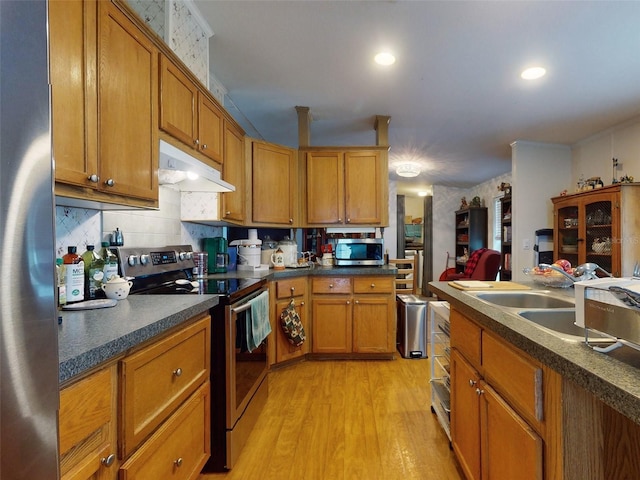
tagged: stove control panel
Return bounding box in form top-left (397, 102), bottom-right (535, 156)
top-left (117, 245), bottom-right (195, 279)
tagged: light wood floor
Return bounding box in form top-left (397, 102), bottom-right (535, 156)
top-left (200, 358), bottom-right (463, 480)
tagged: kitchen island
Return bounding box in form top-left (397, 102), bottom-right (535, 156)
top-left (430, 280), bottom-right (640, 479)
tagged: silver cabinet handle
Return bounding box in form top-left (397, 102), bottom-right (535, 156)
top-left (355, 300), bottom-right (359, 304)
top-left (173, 368), bottom-right (182, 377)
top-left (201, 143), bottom-right (207, 150)
top-left (104, 178), bottom-right (115, 187)
top-left (346, 218), bottom-right (351, 223)
top-left (469, 379), bottom-right (477, 387)
top-left (329, 284), bottom-right (334, 289)
top-left (101, 454), bottom-right (116, 467)
top-left (475, 388), bottom-right (484, 396)
top-left (174, 458), bottom-right (183, 467)
top-left (88, 174), bottom-right (99, 183)
top-left (346, 300), bottom-right (350, 305)
top-left (300, 301), bottom-right (305, 306)
top-left (194, 139), bottom-right (200, 146)
top-left (289, 218), bottom-right (293, 224)
top-left (290, 287), bottom-right (295, 294)
top-left (225, 211), bottom-right (231, 215)
top-left (370, 283), bottom-right (375, 288)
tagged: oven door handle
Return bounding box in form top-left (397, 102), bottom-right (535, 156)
top-left (231, 302), bottom-right (253, 314)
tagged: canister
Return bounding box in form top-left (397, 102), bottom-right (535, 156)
top-left (193, 252), bottom-right (208, 278)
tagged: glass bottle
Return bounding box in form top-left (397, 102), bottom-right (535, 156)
top-left (56, 258), bottom-right (66, 308)
top-left (100, 241), bottom-right (119, 285)
top-left (82, 245), bottom-right (104, 300)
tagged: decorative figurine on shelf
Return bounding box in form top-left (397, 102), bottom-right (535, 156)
top-left (620, 174), bottom-right (635, 183)
top-left (470, 196), bottom-right (482, 208)
top-left (460, 197), bottom-right (468, 209)
top-left (497, 182), bottom-right (512, 196)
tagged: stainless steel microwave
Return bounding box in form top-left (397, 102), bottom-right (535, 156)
top-left (334, 238), bottom-right (384, 266)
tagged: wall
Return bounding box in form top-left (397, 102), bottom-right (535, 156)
top-left (55, 187), bottom-right (223, 258)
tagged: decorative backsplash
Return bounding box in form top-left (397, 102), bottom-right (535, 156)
top-left (55, 187), bottom-right (223, 259)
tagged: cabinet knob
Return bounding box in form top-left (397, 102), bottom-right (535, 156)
top-left (370, 283), bottom-right (375, 288)
top-left (468, 379), bottom-right (477, 387)
top-left (475, 388), bottom-right (484, 396)
top-left (101, 454), bottom-right (116, 467)
top-left (104, 178), bottom-right (115, 187)
top-left (355, 300), bottom-right (359, 304)
top-left (289, 218), bottom-right (293, 224)
top-left (300, 301), bottom-right (305, 306)
top-left (194, 139), bottom-right (200, 146)
top-left (201, 143), bottom-right (207, 150)
top-left (290, 287), bottom-right (295, 294)
top-left (225, 211), bottom-right (231, 216)
top-left (346, 218), bottom-right (351, 223)
top-left (174, 457), bottom-right (183, 467)
top-left (329, 284), bottom-right (334, 289)
top-left (173, 367), bottom-right (182, 377)
top-left (87, 174), bottom-right (99, 183)
top-left (346, 300), bottom-right (350, 305)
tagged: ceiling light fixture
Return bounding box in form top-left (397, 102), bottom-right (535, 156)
top-left (396, 163), bottom-right (421, 177)
top-left (374, 52), bottom-right (396, 66)
top-left (418, 191), bottom-right (429, 197)
top-left (521, 67), bottom-right (546, 80)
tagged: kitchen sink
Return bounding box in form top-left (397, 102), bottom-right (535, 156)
top-left (518, 309), bottom-right (612, 343)
top-left (475, 291), bottom-right (575, 309)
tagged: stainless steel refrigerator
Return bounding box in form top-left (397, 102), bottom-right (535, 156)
top-left (1, 1), bottom-right (60, 478)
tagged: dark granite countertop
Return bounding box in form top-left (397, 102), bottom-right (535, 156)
top-left (429, 281), bottom-right (640, 425)
top-left (59, 265), bottom-right (395, 385)
top-left (58, 295), bottom-right (219, 385)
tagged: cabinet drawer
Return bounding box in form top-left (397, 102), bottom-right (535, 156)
top-left (450, 309), bottom-right (481, 369)
top-left (276, 277), bottom-right (307, 299)
top-left (120, 315), bottom-right (211, 456)
top-left (119, 382), bottom-right (210, 480)
top-left (353, 276), bottom-right (394, 294)
top-left (312, 277), bottom-right (352, 294)
top-left (482, 332), bottom-right (543, 426)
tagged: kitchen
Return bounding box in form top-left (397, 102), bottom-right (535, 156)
top-left (4, 1), bottom-right (640, 479)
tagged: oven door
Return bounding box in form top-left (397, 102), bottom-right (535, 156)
top-left (225, 288), bottom-right (269, 430)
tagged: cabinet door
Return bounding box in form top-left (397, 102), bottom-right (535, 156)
top-left (451, 349), bottom-right (481, 480)
top-left (344, 150), bottom-right (382, 224)
top-left (159, 55), bottom-right (197, 148)
top-left (480, 381), bottom-right (543, 480)
top-left (312, 297), bottom-right (352, 353)
top-left (198, 93), bottom-right (224, 165)
top-left (306, 151), bottom-right (344, 224)
top-left (50, 0), bottom-right (98, 188)
top-left (352, 295), bottom-right (395, 353)
top-left (221, 121), bottom-right (246, 223)
top-left (98, 2), bottom-right (158, 201)
top-left (59, 366), bottom-right (118, 480)
top-left (275, 297), bottom-right (309, 363)
top-left (583, 192), bottom-right (619, 277)
top-left (252, 141), bottom-right (296, 225)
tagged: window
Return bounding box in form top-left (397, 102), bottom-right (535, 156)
top-left (493, 194), bottom-right (504, 250)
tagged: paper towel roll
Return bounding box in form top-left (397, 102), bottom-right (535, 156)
top-left (248, 229), bottom-right (258, 240)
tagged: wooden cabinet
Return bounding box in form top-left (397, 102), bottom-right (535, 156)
top-left (51, 0), bottom-right (159, 208)
top-left (499, 195), bottom-right (512, 280)
top-left (552, 184), bottom-right (640, 277)
top-left (449, 308), bottom-right (557, 480)
top-left (119, 315), bottom-right (210, 457)
top-left (272, 277), bottom-right (310, 364)
top-left (59, 365), bottom-right (118, 480)
top-left (311, 276), bottom-right (395, 356)
top-left (250, 139), bottom-right (297, 226)
top-left (303, 147), bottom-right (389, 227)
top-left (221, 121), bottom-right (247, 223)
top-left (455, 208), bottom-right (488, 273)
top-left (159, 55), bottom-right (223, 166)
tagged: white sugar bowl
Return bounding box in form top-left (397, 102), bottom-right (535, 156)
top-left (101, 276), bottom-right (133, 300)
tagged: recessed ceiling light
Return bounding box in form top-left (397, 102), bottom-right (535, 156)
top-left (374, 52), bottom-right (396, 66)
top-left (521, 67), bottom-right (546, 80)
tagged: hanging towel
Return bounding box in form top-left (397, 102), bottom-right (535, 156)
top-left (246, 290), bottom-right (271, 352)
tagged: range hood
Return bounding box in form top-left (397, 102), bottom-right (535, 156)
top-left (158, 139), bottom-right (235, 192)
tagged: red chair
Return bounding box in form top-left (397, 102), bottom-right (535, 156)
top-left (442, 248), bottom-right (501, 281)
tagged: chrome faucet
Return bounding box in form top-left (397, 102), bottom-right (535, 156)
top-left (539, 264), bottom-right (578, 282)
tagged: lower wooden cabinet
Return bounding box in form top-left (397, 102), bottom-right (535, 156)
top-left (272, 277), bottom-right (310, 364)
top-left (311, 276), bottom-right (395, 355)
top-left (449, 308), bottom-right (560, 480)
top-left (118, 382), bottom-right (210, 480)
top-left (59, 365), bottom-right (119, 480)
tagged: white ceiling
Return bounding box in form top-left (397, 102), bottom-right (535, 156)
top-left (193, 0), bottom-right (640, 194)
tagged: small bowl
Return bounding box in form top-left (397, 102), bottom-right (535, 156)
top-left (101, 276), bottom-right (133, 300)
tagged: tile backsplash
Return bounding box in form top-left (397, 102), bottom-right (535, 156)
top-left (55, 186), bottom-right (223, 259)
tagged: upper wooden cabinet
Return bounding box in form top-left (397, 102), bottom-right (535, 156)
top-left (221, 121), bottom-right (247, 224)
top-left (159, 55), bottom-right (224, 166)
top-left (302, 147), bottom-right (389, 227)
top-left (250, 139), bottom-right (298, 226)
top-left (51, 0), bottom-right (159, 208)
